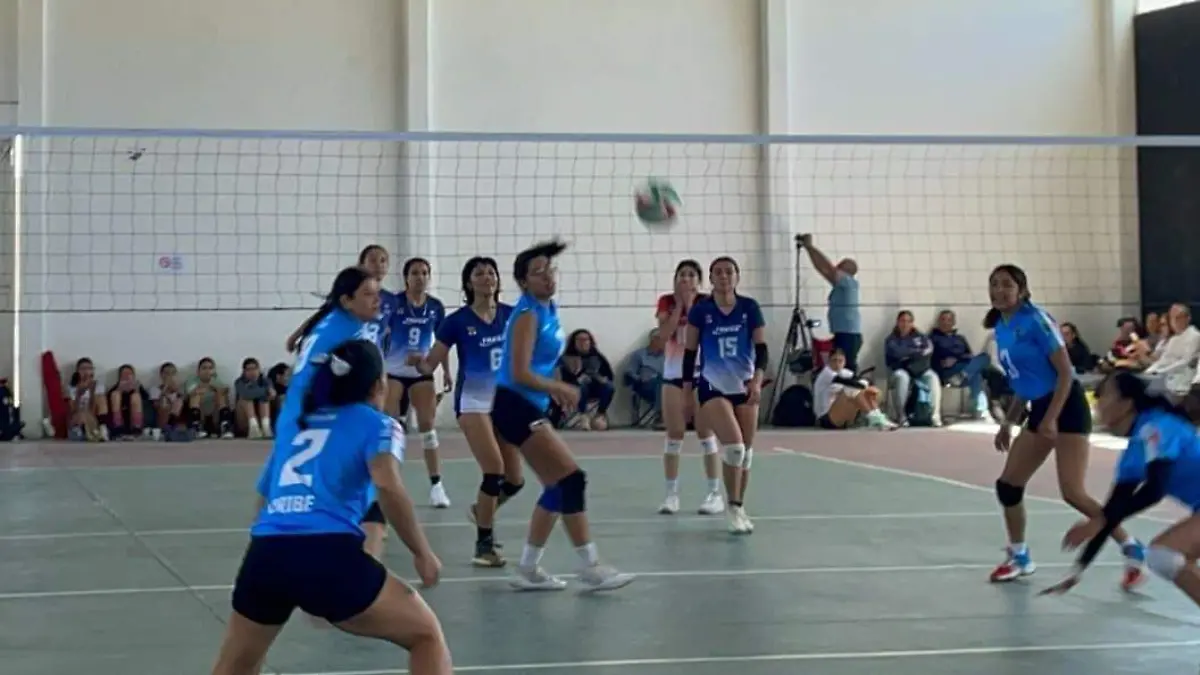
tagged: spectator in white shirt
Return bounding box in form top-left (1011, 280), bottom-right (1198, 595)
top-left (1144, 304), bottom-right (1200, 381)
top-left (813, 349), bottom-right (894, 430)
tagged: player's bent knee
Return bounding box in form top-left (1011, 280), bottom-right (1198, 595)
top-left (722, 443), bottom-right (746, 468)
top-left (995, 479), bottom-right (1024, 508)
top-left (536, 486), bottom-right (562, 513)
top-left (1147, 545), bottom-right (1187, 581)
top-left (500, 479), bottom-right (524, 500)
top-left (479, 473), bottom-right (504, 497)
top-left (558, 469), bottom-right (588, 515)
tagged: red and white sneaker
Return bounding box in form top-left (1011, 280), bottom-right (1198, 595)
top-left (1120, 564), bottom-right (1147, 592)
top-left (990, 546), bottom-right (1036, 582)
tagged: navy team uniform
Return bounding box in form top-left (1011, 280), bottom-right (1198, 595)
top-left (372, 289), bottom-right (399, 352)
top-left (687, 295), bottom-right (765, 407)
top-left (993, 301), bottom-right (1090, 435)
top-left (491, 293), bottom-right (565, 447)
top-left (436, 304), bottom-right (515, 417)
top-left (386, 294), bottom-right (446, 388)
top-left (235, 405), bottom-right (405, 625)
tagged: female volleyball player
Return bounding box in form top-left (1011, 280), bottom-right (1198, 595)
top-left (1043, 372), bottom-right (1200, 602)
top-left (387, 257), bottom-right (453, 508)
top-left (681, 256), bottom-right (767, 535)
top-left (986, 264), bottom-right (1146, 586)
top-left (213, 339), bottom-right (450, 675)
top-left (656, 259), bottom-right (724, 516)
top-left (492, 240), bottom-right (635, 592)
top-left (410, 256), bottom-right (525, 568)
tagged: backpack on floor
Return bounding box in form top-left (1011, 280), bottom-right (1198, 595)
top-left (905, 377), bottom-right (936, 427)
top-left (772, 384), bottom-right (816, 428)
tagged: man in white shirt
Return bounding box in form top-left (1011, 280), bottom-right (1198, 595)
top-left (1144, 304), bottom-right (1200, 394)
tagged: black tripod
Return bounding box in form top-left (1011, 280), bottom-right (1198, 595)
top-left (763, 234), bottom-right (824, 424)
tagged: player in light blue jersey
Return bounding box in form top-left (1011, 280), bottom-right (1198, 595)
top-left (411, 256), bottom-right (525, 568)
top-left (491, 240), bottom-right (635, 593)
top-left (387, 256), bottom-right (453, 509)
top-left (214, 339), bottom-right (451, 675)
top-left (985, 264), bottom-right (1145, 588)
top-left (285, 244), bottom-right (397, 355)
top-left (1044, 372), bottom-right (1200, 610)
top-left (681, 256), bottom-right (768, 535)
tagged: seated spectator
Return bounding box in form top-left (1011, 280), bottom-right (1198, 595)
top-left (560, 329), bottom-right (616, 431)
top-left (813, 348), bottom-right (894, 430)
top-left (623, 329), bottom-right (665, 421)
top-left (885, 310), bottom-right (942, 426)
top-left (1143, 303), bottom-right (1200, 392)
top-left (1100, 317), bottom-right (1146, 371)
top-left (185, 357), bottom-right (234, 439)
top-left (108, 364), bottom-right (148, 440)
top-left (234, 357), bottom-right (275, 439)
top-left (1060, 322), bottom-right (1098, 374)
top-left (267, 362), bottom-right (289, 426)
top-left (1144, 312), bottom-right (1165, 353)
top-left (67, 357), bottom-right (108, 442)
top-left (150, 361), bottom-right (185, 440)
top-left (929, 310), bottom-right (989, 419)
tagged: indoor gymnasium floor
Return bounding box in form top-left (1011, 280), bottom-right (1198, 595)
top-left (3, 427), bottom-right (1200, 674)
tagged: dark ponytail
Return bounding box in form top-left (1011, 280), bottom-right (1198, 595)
top-left (299, 338), bottom-right (384, 429)
top-left (295, 266), bottom-right (373, 349)
top-left (984, 264), bottom-right (1031, 329)
top-left (1104, 370), bottom-right (1190, 426)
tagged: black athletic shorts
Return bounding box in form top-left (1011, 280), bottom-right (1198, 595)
top-left (696, 378), bottom-right (749, 408)
top-left (231, 533), bottom-right (387, 626)
top-left (1025, 380), bottom-right (1092, 436)
top-left (490, 386), bottom-right (549, 447)
top-left (387, 374), bottom-right (432, 388)
top-left (361, 501), bottom-right (385, 525)
top-left (662, 378), bottom-right (684, 389)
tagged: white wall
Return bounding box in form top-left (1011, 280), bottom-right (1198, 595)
top-left (6, 0), bottom-right (1139, 433)
top-left (0, 0), bottom-right (15, 126)
top-left (785, 0), bottom-right (1139, 368)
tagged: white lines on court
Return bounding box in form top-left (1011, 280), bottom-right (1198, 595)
top-left (0, 508), bottom-right (1072, 542)
top-left (281, 639), bottom-right (1200, 674)
top-left (0, 559), bottom-right (1128, 601)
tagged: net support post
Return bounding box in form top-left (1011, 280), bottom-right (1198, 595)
top-left (757, 0), bottom-right (796, 309)
top-left (401, 0), bottom-right (437, 280)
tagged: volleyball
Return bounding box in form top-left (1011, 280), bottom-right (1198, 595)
top-left (634, 178), bottom-right (681, 225)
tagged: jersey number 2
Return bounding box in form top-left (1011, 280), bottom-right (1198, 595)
top-left (278, 429), bottom-right (330, 488)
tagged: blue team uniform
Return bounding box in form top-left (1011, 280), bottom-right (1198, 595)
top-left (993, 301), bottom-right (1066, 402)
top-left (232, 403), bottom-right (403, 626)
top-left (1116, 409), bottom-right (1200, 511)
top-left (687, 295), bottom-right (765, 398)
top-left (277, 309), bottom-right (370, 440)
top-left (436, 303), bottom-right (514, 415)
top-left (386, 294), bottom-right (446, 378)
top-left (253, 404), bottom-right (405, 536)
top-left (371, 288), bottom-right (398, 351)
top-left (495, 293), bottom-right (565, 412)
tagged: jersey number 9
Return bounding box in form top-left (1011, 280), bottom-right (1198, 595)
top-left (408, 327), bottom-right (422, 348)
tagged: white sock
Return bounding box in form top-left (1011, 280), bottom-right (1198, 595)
top-left (576, 542), bottom-right (599, 566)
top-left (248, 418), bottom-right (261, 435)
top-left (706, 478), bottom-right (720, 493)
top-left (1010, 542), bottom-right (1028, 555)
top-left (519, 544), bottom-right (544, 568)
top-left (665, 479), bottom-right (679, 494)
top-left (260, 417), bottom-right (272, 435)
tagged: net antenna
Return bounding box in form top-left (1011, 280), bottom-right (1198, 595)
top-left (763, 232), bottom-right (823, 423)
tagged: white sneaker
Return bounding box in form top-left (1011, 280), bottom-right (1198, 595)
top-left (509, 565), bottom-right (568, 591)
top-left (429, 482), bottom-right (451, 509)
top-left (658, 492), bottom-right (680, 515)
top-left (247, 420), bottom-right (263, 440)
top-left (740, 507), bottom-right (755, 533)
top-left (697, 491), bottom-right (725, 515)
top-left (576, 563), bottom-right (636, 592)
top-left (727, 506), bottom-right (751, 534)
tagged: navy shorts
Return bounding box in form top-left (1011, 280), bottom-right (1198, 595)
top-left (696, 378), bottom-right (749, 408)
top-left (231, 533), bottom-right (387, 625)
top-left (388, 374), bottom-right (433, 388)
top-left (491, 386), bottom-right (549, 447)
top-left (662, 378), bottom-right (685, 389)
top-left (1026, 380), bottom-right (1092, 436)
top-left (361, 501), bottom-right (385, 525)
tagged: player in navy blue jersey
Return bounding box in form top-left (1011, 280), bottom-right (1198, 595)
top-left (491, 240), bottom-right (635, 592)
top-left (681, 256), bottom-right (768, 535)
top-left (213, 339), bottom-right (450, 675)
top-left (410, 256), bottom-right (525, 568)
top-left (985, 264), bottom-right (1145, 587)
top-left (1040, 372), bottom-right (1200, 605)
top-left (386, 257), bottom-right (453, 509)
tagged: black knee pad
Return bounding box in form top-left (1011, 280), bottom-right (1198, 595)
top-left (498, 479), bottom-right (524, 505)
top-left (558, 469), bottom-right (588, 515)
top-left (479, 473), bottom-right (505, 498)
top-left (995, 479), bottom-right (1024, 508)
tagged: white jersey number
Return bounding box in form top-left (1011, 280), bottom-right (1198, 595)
top-left (278, 429), bottom-right (330, 488)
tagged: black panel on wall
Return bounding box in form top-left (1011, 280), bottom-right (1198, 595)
top-left (1135, 1), bottom-right (1200, 314)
